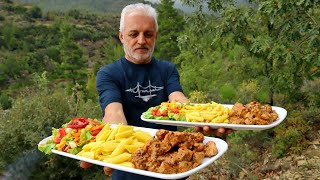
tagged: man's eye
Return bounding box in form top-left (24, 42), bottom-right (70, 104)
top-left (145, 34), bottom-right (153, 38)
top-left (129, 34), bottom-right (138, 37)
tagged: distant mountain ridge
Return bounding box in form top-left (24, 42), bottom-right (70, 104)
top-left (12, 0), bottom-right (141, 13)
top-left (12, 0), bottom-right (255, 14)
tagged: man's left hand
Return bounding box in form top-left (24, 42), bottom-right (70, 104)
top-left (194, 126), bottom-right (233, 137)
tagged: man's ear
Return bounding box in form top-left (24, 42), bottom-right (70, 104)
top-left (119, 32), bottom-right (124, 43)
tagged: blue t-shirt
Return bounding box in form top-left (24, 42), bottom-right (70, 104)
top-left (96, 57), bottom-right (184, 180)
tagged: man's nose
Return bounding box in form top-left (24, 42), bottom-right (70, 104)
top-left (137, 34), bottom-right (146, 44)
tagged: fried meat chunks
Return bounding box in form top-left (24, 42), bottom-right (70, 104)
top-left (131, 129), bottom-right (218, 174)
top-left (229, 101), bottom-right (279, 125)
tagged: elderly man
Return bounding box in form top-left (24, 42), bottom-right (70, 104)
top-left (81, 3), bottom-right (229, 180)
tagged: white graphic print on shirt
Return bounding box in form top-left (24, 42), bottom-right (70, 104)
top-left (125, 80), bottom-right (164, 102)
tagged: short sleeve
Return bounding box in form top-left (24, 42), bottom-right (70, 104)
top-left (166, 64), bottom-right (183, 95)
top-left (96, 67), bottom-right (122, 114)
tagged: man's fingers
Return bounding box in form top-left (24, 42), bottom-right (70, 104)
top-left (194, 126), bottom-right (202, 132)
top-left (80, 161), bottom-right (93, 169)
top-left (226, 129), bottom-right (233, 134)
top-left (217, 127), bottom-right (226, 134)
top-left (194, 126), bottom-right (232, 137)
top-left (103, 167), bottom-right (113, 176)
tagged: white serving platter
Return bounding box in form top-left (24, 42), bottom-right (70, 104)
top-left (38, 126), bottom-right (228, 179)
top-left (141, 105), bottom-right (287, 130)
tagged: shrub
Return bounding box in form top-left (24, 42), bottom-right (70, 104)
top-left (0, 93), bottom-right (12, 110)
top-left (225, 130), bottom-right (271, 177)
top-left (272, 114), bottom-right (311, 157)
top-left (188, 90), bottom-right (209, 103)
top-left (0, 73), bottom-right (103, 178)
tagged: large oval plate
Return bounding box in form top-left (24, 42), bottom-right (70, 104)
top-left (38, 126), bottom-right (228, 179)
top-left (141, 105), bottom-right (287, 130)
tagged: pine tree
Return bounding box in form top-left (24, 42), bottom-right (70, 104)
top-left (58, 22), bottom-right (86, 85)
top-left (154, 0), bottom-right (185, 61)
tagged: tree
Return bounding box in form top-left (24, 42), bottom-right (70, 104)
top-left (58, 22), bottom-right (86, 85)
top-left (178, 0), bottom-right (320, 105)
top-left (154, 0), bottom-right (185, 61)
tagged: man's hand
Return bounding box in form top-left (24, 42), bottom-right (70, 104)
top-left (80, 161), bottom-right (113, 176)
top-left (194, 126), bottom-right (233, 137)
top-left (103, 167), bottom-right (113, 176)
top-left (80, 161), bottom-right (93, 169)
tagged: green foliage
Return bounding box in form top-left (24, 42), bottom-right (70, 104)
top-left (272, 115), bottom-right (311, 157)
top-left (0, 93), bottom-right (12, 109)
top-left (27, 6), bottom-right (42, 19)
top-left (300, 78), bottom-right (320, 124)
top-left (226, 130), bottom-right (271, 177)
top-left (58, 22), bottom-right (86, 85)
top-left (219, 84), bottom-right (236, 101)
top-left (0, 73), bottom-right (102, 178)
top-left (100, 36), bottom-right (124, 67)
top-left (188, 90), bottom-right (210, 103)
top-left (0, 14), bottom-right (5, 21)
top-left (178, 0), bottom-right (320, 105)
top-left (0, 22), bottom-right (19, 50)
top-left (154, 0), bottom-right (185, 61)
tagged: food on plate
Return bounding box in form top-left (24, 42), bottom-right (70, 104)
top-left (142, 101), bottom-right (230, 123)
top-left (183, 102), bottom-right (231, 123)
top-left (38, 117), bottom-right (104, 155)
top-left (143, 101), bottom-right (280, 126)
top-left (142, 101), bottom-right (185, 120)
top-left (77, 124), bottom-right (153, 167)
top-left (229, 101), bottom-right (279, 125)
top-left (132, 129), bottom-right (218, 174)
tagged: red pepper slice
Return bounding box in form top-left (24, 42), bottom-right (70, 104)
top-left (170, 108), bottom-right (179, 114)
top-left (53, 128), bottom-right (66, 144)
top-left (88, 119), bottom-right (100, 126)
top-left (67, 117), bottom-right (89, 129)
top-left (91, 129), bottom-right (101, 136)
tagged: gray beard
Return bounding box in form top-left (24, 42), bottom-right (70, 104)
top-left (123, 43), bottom-right (155, 63)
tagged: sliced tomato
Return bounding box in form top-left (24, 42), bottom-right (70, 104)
top-left (53, 128), bottom-right (66, 144)
top-left (152, 109), bottom-right (162, 116)
top-left (67, 117), bottom-right (89, 129)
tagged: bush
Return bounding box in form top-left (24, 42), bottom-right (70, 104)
top-left (272, 114), bottom-right (311, 157)
top-left (0, 74), bottom-right (103, 178)
top-left (0, 93), bottom-right (12, 110)
top-left (27, 6), bottom-right (42, 19)
top-left (225, 130), bottom-right (271, 177)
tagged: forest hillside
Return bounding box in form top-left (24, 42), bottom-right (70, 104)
top-left (0, 0), bottom-right (319, 179)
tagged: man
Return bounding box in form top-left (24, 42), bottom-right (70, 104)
top-left (81, 3), bottom-right (229, 179)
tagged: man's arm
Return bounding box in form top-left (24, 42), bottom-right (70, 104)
top-left (102, 102), bottom-right (127, 125)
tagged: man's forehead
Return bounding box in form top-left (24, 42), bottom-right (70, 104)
top-left (123, 13), bottom-right (156, 32)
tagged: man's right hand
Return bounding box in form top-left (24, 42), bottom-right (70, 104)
top-left (80, 161), bottom-right (93, 169)
top-left (80, 161), bottom-right (113, 176)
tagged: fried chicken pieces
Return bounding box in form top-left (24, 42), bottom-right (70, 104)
top-left (131, 129), bottom-right (218, 174)
top-left (229, 101), bottom-right (279, 125)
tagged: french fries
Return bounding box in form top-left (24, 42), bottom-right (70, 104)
top-left (184, 102), bottom-right (231, 123)
top-left (77, 124), bottom-right (152, 167)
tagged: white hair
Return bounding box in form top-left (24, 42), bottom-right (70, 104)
top-left (119, 3), bottom-right (158, 32)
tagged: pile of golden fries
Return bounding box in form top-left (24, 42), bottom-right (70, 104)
top-left (183, 102), bottom-right (231, 123)
top-left (77, 124), bottom-right (152, 167)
